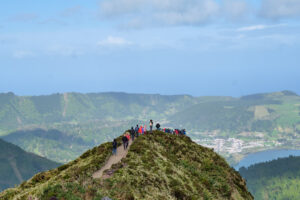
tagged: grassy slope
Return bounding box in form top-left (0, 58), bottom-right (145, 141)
top-left (0, 139), bottom-right (60, 191)
top-left (0, 131), bottom-right (253, 200)
top-left (239, 156), bottom-right (300, 200)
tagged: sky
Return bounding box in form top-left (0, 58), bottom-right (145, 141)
top-left (0, 0), bottom-right (300, 97)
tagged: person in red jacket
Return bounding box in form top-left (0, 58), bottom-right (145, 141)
top-left (138, 126), bottom-right (143, 135)
top-left (126, 132), bottom-right (130, 140)
top-left (125, 132), bottom-right (130, 149)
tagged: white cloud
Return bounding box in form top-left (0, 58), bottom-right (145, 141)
top-left (99, 0), bottom-right (220, 26)
top-left (99, 0), bottom-right (300, 27)
top-left (237, 24), bottom-right (286, 31)
top-left (13, 51), bottom-right (35, 58)
top-left (222, 0), bottom-right (249, 20)
top-left (260, 0), bottom-right (300, 19)
top-left (98, 36), bottom-right (132, 46)
top-left (154, 0), bottom-right (219, 25)
top-left (238, 25), bottom-right (267, 31)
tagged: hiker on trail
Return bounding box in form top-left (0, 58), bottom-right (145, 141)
top-left (126, 132), bottom-right (130, 148)
top-left (130, 126), bottom-right (135, 141)
top-left (138, 126), bottom-right (143, 135)
top-left (142, 126), bottom-right (145, 134)
top-left (135, 125), bottom-right (139, 137)
top-left (156, 123), bottom-right (161, 130)
top-left (149, 120), bottom-right (153, 133)
top-left (122, 134), bottom-right (128, 150)
top-left (112, 139), bottom-right (117, 155)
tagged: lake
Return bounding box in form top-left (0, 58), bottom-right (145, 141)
top-left (234, 149), bottom-right (300, 170)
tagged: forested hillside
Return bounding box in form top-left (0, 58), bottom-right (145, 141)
top-left (0, 139), bottom-right (60, 191)
top-left (0, 91), bottom-right (300, 164)
top-left (2, 129), bottom-right (92, 163)
top-left (239, 156), bottom-right (300, 200)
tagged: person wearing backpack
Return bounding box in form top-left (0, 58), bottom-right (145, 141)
top-left (130, 126), bottom-right (135, 141)
top-left (156, 123), bottom-right (161, 130)
top-left (149, 120), bottom-right (153, 133)
top-left (135, 125), bottom-right (139, 137)
top-left (112, 139), bottom-right (117, 155)
top-left (122, 134), bottom-right (128, 150)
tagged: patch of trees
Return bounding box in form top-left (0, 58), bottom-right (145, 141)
top-left (239, 156), bottom-right (300, 200)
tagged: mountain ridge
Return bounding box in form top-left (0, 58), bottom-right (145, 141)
top-left (0, 90), bottom-right (299, 165)
top-left (0, 131), bottom-right (253, 200)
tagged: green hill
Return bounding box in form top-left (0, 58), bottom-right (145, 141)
top-left (0, 91), bottom-right (300, 165)
top-left (239, 156), bottom-right (300, 200)
top-left (2, 129), bottom-right (93, 163)
top-left (0, 131), bottom-right (253, 200)
top-left (0, 139), bottom-right (60, 192)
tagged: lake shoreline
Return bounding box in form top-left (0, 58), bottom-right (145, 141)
top-left (233, 148), bottom-right (300, 170)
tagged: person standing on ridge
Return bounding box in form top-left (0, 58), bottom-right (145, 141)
top-left (138, 125), bottom-right (143, 136)
top-left (126, 132), bottom-right (130, 148)
top-left (135, 125), bottom-right (139, 137)
top-left (122, 134), bottom-right (128, 150)
top-left (130, 126), bottom-right (135, 141)
top-left (112, 139), bottom-right (117, 155)
top-left (149, 120), bottom-right (153, 133)
top-left (156, 123), bottom-right (161, 130)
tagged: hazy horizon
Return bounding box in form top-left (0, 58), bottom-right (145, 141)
top-left (0, 89), bottom-right (298, 98)
top-left (1, 0), bottom-right (300, 96)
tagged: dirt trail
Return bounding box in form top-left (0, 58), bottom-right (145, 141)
top-left (92, 140), bottom-right (132, 179)
top-left (8, 157), bottom-right (23, 183)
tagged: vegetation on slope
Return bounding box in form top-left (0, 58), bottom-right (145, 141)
top-left (1, 91), bottom-right (300, 164)
top-left (1, 131), bottom-right (253, 200)
top-left (0, 92), bottom-right (198, 135)
top-left (0, 139), bottom-right (60, 192)
top-left (2, 129), bottom-right (92, 163)
top-left (239, 156), bottom-right (300, 200)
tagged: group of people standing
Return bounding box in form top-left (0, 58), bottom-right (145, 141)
top-left (112, 119), bottom-right (186, 155)
top-left (163, 128), bottom-right (186, 135)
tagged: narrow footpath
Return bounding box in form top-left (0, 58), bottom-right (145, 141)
top-left (92, 140), bottom-right (133, 179)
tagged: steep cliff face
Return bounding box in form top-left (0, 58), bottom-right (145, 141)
top-left (1, 131), bottom-right (253, 200)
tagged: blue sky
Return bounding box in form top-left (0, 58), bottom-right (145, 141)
top-left (0, 0), bottom-right (300, 96)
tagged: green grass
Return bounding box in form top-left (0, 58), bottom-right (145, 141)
top-left (1, 131), bottom-right (253, 200)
